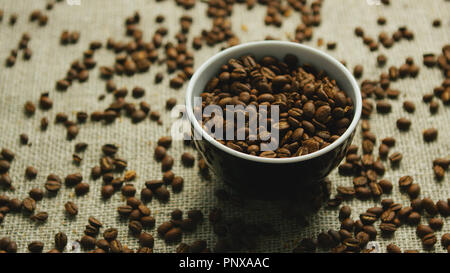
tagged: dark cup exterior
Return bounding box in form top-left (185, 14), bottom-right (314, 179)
top-left (192, 125), bottom-right (357, 200)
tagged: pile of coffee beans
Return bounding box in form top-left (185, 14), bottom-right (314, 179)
top-left (200, 54), bottom-right (354, 158)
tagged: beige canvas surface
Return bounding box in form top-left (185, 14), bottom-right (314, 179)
top-left (0, 0), bottom-right (449, 253)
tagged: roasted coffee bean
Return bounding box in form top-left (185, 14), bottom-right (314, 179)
top-left (103, 228), bottom-right (118, 241)
top-left (436, 200), bottom-right (450, 216)
top-left (165, 227), bottom-right (182, 243)
top-left (109, 240), bottom-right (123, 253)
top-left (22, 197), bottom-right (36, 213)
top-left (360, 212), bottom-right (377, 225)
top-left (75, 182), bottom-right (89, 196)
top-left (423, 128), bottom-right (438, 142)
top-left (141, 216), bottom-right (156, 228)
top-left (376, 101), bottom-right (391, 113)
top-left (31, 211), bottom-right (48, 222)
top-left (417, 224), bottom-right (434, 238)
top-left (101, 185), bottom-right (114, 199)
top-left (396, 118), bottom-right (411, 131)
top-left (403, 101), bottom-right (415, 113)
top-left (20, 133), bottom-right (29, 145)
top-left (65, 173), bottom-right (82, 186)
top-left (55, 232), bottom-right (68, 251)
top-left (28, 241), bottom-right (44, 253)
top-left (181, 152), bottom-right (195, 167)
top-left (155, 186), bottom-right (170, 202)
top-left (121, 184), bottom-right (136, 197)
top-left (140, 188), bottom-right (153, 202)
top-left (422, 197), bottom-right (438, 215)
top-left (95, 239), bottom-right (110, 252)
top-left (380, 222), bottom-right (397, 233)
top-left (353, 65), bottom-right (363, 78)
top-left (129, 220), bottom-right (143, 235)
top-left (340, 218), bottom-right (354, 231)
top-left (386, 243), bottom-right (401, 253)
top-left (398, 176), bottom-right (413, 189)
top-left (1, 148), bottom-right (15, 161)
top-left (429, 218), bottom-right (443, 230)
top-left (407, 184), bottom-right (421, 199)
top-left (139, 232), bottom-right (154, 248)
top-left (166, 98), bottom-right (177, 110)
top-left (339, 206), bottom-right (351, 221)
top-left (441, 233), bottom-right (450, 249)
top-left (25, 166), bottom-right (38, 179)
top-left (161, 155), bottom-right (174, 171)
top-left (422, 233), bottom-right (437, 248)
top-left (64, 201), bottom-right (78, 216)
top-left (407, 211), bottom-right (421, 225)
top-left (389, 152), bottom-right (402, 165)
top-left (29, 188), bottom-right (44, 201)
top-left (80, 235), bottom-right (96, 249)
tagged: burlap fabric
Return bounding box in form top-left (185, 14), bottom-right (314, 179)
top-left (0, 0), bottom-right (448, 253)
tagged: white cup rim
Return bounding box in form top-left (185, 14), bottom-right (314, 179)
top-left (186, 41), bottom-right (362, 164)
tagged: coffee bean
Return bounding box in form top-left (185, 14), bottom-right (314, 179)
top-left (166, 98), bottom-right (177, 110)
top-left (339, 206), bottom-right (351, 221)
top-left (422, 197), bottom-right (438, 215)
top-left (132, 86), bottom-right (145, 98)
top-left (161, 155), bottom-right (174, 171)
top-left (155, 186), bottom-right (170, 202)
top-left (140, 188), bottom-right (153, 202)
top-left (154, 146), bottom-right (166, 160)
top-left (423, 128), bottom-right (438, 142)
top-left (380, 222), bottom-right (397, 233)
top-left (417, 224), bottom-right (434, 238)
top-left (29, 188), bottom-right (44, 201)
top-left (65, 173), bottom-right (82, 186)
top-left (407, 211), bottom-right (421, 225)
top-left (109, 240), bottom-right (122, 253)
top-left (129, 220), bottom-right (143, 235)
top-left (181, 152), bottom-right (195, 167)
top-left (407, 184), bottom-right (420, 199)
top-left (20, 133), bottom-right (29, 145)
top-left (22, 197), bottom-right (36, 213)
top-left (0, 160), bottom-right (10, 174)
top-left (138, 232), bottom-right (154, 248)
top-left (75, 182), bottom-right (89, 196)
top-left (55, 232), bottom-right (68, 251)
top-left (64, 201), bottom-right (78, 216)
top-left (422, 233), bottom-right (437, 248)
top-left (172, 176), bottom-right (184, 193)
top-left (0, 148), bottom-right (14, 161)
top-left (386, 243), bottom-right (401, 253)
top-left (28, 241), bottom-right (44, 253)
top-left (121, 184), bottom-right (136, 197)
top-left (396, 118), bottom-right (411, 130)
top-left (101, 185), bottom-right (114, 199)
top-left (436, 200), bottom-right (450, 216)
top-left (165, 227), bottom-right (182, 243)
top-left (389, 152), bottom-right (402, 165)
top-left (429, 218), bottom-right (443, 230)
top-left (80, 235), bottom-right (96, 249)
top-left (141, 216), bottom-right (155, 228)
top-left (103, 228), bottom-right (118, 241)
top-left (441, 233), bottom-right (450, 249)
top-left (376, 101), bottom-right (391, 113)
top-left (353, 65), bottom-right (363, 78)
top-left (31, 211), bottom-right (48, 222)
top-left (398, 176), bottom-right (413, 189)
top-left (403, 101), bottom-right (415, 113)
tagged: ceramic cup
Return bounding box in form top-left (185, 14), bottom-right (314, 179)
top-left (186, 41), bottom-right (362, 200)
